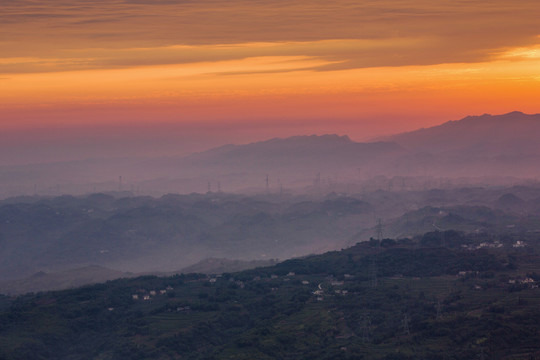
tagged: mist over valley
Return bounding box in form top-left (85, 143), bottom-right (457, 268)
top-left (2, 111), bottom-right (540, 199)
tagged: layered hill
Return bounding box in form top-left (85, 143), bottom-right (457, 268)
top-left (0, 193), bottom-right (375, 282)
top-left (2, 184), bottom-right (540, 291)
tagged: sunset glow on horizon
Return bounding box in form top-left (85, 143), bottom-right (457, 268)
top-left (2, 0), bottom-right (540, 163)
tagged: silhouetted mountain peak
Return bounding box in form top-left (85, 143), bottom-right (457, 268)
top-left (502, 110), bottom-right (526, 117)
top-left (179, 134), bottom-right (402, 182)
top-left (387, 111), bottom-right (540, 154)
top-left (223, 134), bottom-right (353, 149)
top-left (190, 134), bottom-right (353, 158)
top-left (460, 113), bottom-right (491, 122)
top-left (459, 111), bottom-right (529, 124)
top-left (189, 134), bottom-right (399, 161)
top-left (265, 134), bottom-right (351, 143)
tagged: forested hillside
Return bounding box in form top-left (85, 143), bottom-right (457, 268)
top-left (2, 232), bottom-right (540, 359)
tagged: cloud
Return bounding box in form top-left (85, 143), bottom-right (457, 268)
top-left (0, 37), bottom-right (476, 75)
top-left (2, 0), bottom-right (540, 76)
top-left (498, 45), bottom-right (540, 60)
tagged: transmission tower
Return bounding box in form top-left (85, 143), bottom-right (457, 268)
top-left (436, 299), bottom-right (442, 320)
top-left (433, 222), bottom-right (445, 247)
top-left (369, 258), bottom-right (378, 288)
top-left (375, 218), bottom-right (384, 241)
top-left (402, 314), bottom-right (410, 336)
top-left (361, 314), bottom-right (372, 343)
top-left (368, 219), bottom-right (383, 288)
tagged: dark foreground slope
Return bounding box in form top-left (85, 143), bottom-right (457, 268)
top-left (2, 232), bottom-right (540, 359)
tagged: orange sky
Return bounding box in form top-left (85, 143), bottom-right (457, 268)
top-left (1, 0), bottom-right (540, 163)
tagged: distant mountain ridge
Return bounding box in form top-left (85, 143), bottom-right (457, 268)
top-left (1, 111), bottom-right (540, 198)
top-left (183, 134), bottom-right (401, 167)
top-left (188, 111), bottom-right (540, 164)
top-left (181, 111), bottom-right (540, 181)
top-left (385, 111), bottom-right (540, 154)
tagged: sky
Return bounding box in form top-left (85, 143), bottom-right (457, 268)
top-left (1, 0), bottom-right (540, 164)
